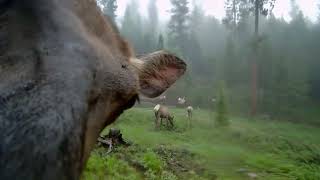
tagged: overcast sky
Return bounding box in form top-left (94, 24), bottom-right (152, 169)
top-left (114, 0), bottom-right (318, 22)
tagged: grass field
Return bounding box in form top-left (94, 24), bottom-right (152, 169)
top-left (83, 107), bottom-right (320, 180)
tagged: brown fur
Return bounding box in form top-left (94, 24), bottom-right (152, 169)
top-left (0, 1), bottom-right (186, 179)
top-left (132, 51), bottom-right (186, 97)
top-left (154, 105), bottom-right (174, 128)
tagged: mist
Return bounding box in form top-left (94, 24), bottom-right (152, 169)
top-left (98, 0), bottom-right (320, 120)
top-left (91, 0), bottom-right (320, 179)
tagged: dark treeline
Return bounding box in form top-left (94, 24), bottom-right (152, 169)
top-left (98, 0), bottom-right (320, 122)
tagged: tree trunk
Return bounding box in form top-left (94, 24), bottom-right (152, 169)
top-left (232, 0), bottom-right (237, 40)
top-left (251, 0), bottom-right (259, 116)
top-left (255, 0), bottom-right (259, 36)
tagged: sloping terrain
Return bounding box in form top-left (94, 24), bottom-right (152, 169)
top-left (83, 108), bottom-right (320, 180)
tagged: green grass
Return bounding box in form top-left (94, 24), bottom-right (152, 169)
top-left (83, 107), bottom-right (320, 180)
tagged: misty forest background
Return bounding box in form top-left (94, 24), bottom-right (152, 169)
top-left (97, 0), bottom-right (320, 124)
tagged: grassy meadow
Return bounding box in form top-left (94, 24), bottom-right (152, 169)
top-left (83, 107), bottom-right (320, 180)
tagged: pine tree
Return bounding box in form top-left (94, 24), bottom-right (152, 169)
top-left (157, 34), bottom-right (164, 50)
top-left (215, 82), bottom-right (229, 127)
top-left (223, 0), bottom-right (251, 40)
top-left (190, 3), bottom-right (204, 34)
top-left (223, 0), bottom-right (240, 37)
top-left (121, 1), bottom-right (144, 53)
top-left (148, 0), bottom-right (159, 33)
top-left (99, 0), bottom-right (117, 22)
top-left (143, 0), bottom-right (159, 52)
top-left (223, 37), bottom-right (237, 87)
top-left (249, 0), bottom-right (276, 116)
top-left (185, 2), bottom-right (204, 73)
top-left (168, 0), bottom-right (190, 52)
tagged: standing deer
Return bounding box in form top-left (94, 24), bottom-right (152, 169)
top-left (153, 104), bottom-right (174, 129)
top-left (0, 1), bottom-right (186, 179)
top-left (186, 106), bottom-right (193, 128)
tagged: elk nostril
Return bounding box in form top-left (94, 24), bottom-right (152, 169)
top-left (121, 64), bottom-right (127, 69)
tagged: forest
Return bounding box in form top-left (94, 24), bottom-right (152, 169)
top-left (98, 0), bottom-right (320, 123)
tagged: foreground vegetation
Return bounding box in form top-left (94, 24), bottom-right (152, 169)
top-left (83, 107), bottom-right (320, 180)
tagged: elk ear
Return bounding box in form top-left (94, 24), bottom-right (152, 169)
top-left (131, 51), bottom-right (187, 98)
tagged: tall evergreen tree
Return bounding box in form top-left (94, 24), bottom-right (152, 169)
top-left (121, 1), bottom-right (144, 53)
top-left (157, 34), bottom-right (164, 50)
top-left (187, 3), bottom-right (204, 74)
top-left (249, 0), bottom-right (276, 116)
top-left (99, 0), bottom-right (118, 22)
top-left (223, 0), bottom-right (241, 38)
top-left (143, 0), bottom-right (159, 52)
top-left (190, 2), bottom-right (204, 34)
top-left (223, 37), bottom-right (238, 86)
top-left (148, 0), bottom-right (159, 33)
top-left (223, 0), bottom-right (252, 39)
top-left (168, 0), bottom-right (190, 52)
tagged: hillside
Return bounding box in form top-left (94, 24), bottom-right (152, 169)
top-left (83, 108), bottom-right (320, 180)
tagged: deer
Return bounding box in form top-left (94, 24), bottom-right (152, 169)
top-left (186, 106), bottom-right (193, 128)
top-left (154, 104), bottom-right (174, 129)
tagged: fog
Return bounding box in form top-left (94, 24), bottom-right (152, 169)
top-left (98, 0), bottom-right (320, 120)
top-left (88, 1), bottom-right (320, 179)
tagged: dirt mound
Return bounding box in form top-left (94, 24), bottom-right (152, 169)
top-left (94, 142), bottom-right (217, 179)
top-left (154, 145), bottom-right (217, 179)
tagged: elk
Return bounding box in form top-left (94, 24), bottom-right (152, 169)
top-left (186, 106), bottom-right (193, 128)
top-left (177, 96), bottom-right (186, 108)
top-left (0, 1), bottom-right (186, 179)
top-left (153, 104), bottom-right (174, 129)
